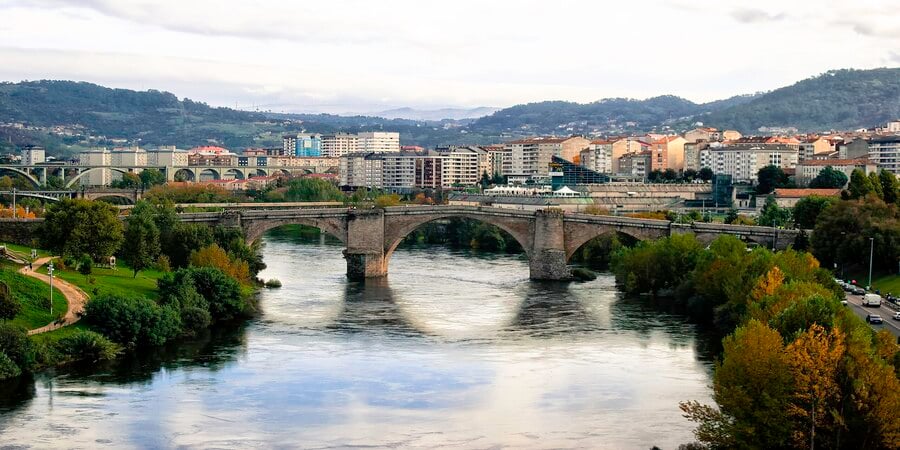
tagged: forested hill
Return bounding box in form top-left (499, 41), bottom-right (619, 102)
top-left (0, 68), bottom-right (897, 156)
top-left (693, 68), bottom-right (900, 132)
top-left (469, 68), bottom-right (900, 134)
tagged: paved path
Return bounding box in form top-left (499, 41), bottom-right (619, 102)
top-left (19, 257), bottom-right (88, 335)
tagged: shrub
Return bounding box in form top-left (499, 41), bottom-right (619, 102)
top-left (0, 323), bottom-right (35, 372)
top-left (78, 253), bottom-right (93, 275)
top-left (374, 194), bottom-right (401, 208)
top-left (180, 306), bottom-right (212, 335)
top-left (265, 279), bottom-right (282, 288)
top-left (0, 351), bottom-right (21, 380)
top-left (158, 266), bottom-right (248, 322)
top-left (0, 281), bottom-right (21, 320)
top-left (156, 254), bottom-right (171, 272)
top-left (56, 330), bottom-right (120, 362)
top-left (84, 294), bottom-right (182, 347)
top-left (190, 244), bottom-right (250, 283)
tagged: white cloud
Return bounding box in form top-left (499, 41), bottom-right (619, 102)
top-left (0, 0), bottom-right (897, 113)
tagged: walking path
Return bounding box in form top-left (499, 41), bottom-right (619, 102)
top-left (19, 257), bottom-right (88, 335)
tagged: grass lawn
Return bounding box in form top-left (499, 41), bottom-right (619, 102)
top-left (29, 322), bottom-right (92, 347)
top-left (1, 268), bottom-right (67, 330)
top-left (1, 242), bottom-right (51, 260)
top-left (54, 264), bottom-right (166, 300)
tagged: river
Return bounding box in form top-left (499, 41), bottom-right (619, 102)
top-left (0, 229), bottom-right (716, 449)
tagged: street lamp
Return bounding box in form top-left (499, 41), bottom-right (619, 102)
top-left (47, 261), bottom-right (54, 315)
top-left (868, 237), bottom-right (874, 290)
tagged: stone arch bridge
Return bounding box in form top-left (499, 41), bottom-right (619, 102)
top-left (179, 205), bottom-right (801, 281)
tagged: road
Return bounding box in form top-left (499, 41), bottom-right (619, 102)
top-left (844, 291), bottom-right (900, 338)
top-left (19, 257), bottom-right (88, 335)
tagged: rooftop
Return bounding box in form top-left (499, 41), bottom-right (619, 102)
top-left (774, 188), bottom-right (842, 198)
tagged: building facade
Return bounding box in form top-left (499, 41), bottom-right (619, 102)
top-left (357, 132), bottom-right (401, 153)
top-left (321, 133), bottom-right (359, 157)
top-left (868, 136), bottom-right (900, 175)
top-left (283, 133), bottom-right (323, 157)
top-left (20, 146), bottom-right (45, 165)
top-left (580, 140), bottom-right (613, 174)
top-left (700, 144), bottom-right (799, 183)
top-left (795, 158), bottom-right (876, 186)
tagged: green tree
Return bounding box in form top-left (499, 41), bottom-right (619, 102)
top-left (122, 201), bottom-right (161, 277)
top-left (757, 195), bottom-right (791, 227)
top-left (756, 165), bottom-right (789, 195)
top-left (792, 195), bottom-right (836, 229)
top-left (647, 170), bottom-right (663, 182)
top-left (45, 175), bottom-right (65, 189)
top-left (374, 194), bottom-right (401, 208)
top-left (111, 172), bottom-right (142, 189)
top-left (166, 267), bottom-right (246, 321)
top-left (811, 198), bottom-right (900, 269)
top-left (682, 169), bottom-right (698, 182)
top-left (879, 169), bottom-right (900, 203)
top-left (83, 293), bottom-right (181, 347)
top-left (725, 208), bottom-right (739, 224)
top-left (699, 167), bottom-right (714, 182)
top-left (847, 169), bottom-right (874, 199)
top-left (808, 166), bottom-right (848, 188)
top-left (869, 171), bottom-right (884, 199)
top-left (283, 178), bottom-right (344, 202)
top-left (0, 323), bottom-right (35, 375)
top-left (0, 281), bottom-right (20, 320)
top-left (471, 223), bottom-right (506, 251)
top-left (663, 168), bottom-right (678, 181)
top-left (139, 169), bottom-right (166, 188)
top-left (40, 198), bottom-right (124, 261)
top-left (164, 222), bottom-right (214, 268)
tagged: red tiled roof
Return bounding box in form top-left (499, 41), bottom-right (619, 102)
top-left (774, 188), bottom-right (841, 198)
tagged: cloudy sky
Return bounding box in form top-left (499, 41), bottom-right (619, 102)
top-left (1, 0), bottom-right (898, 114)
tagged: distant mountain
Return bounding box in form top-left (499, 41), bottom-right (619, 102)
top-left (0, 68), bottom-right (897, 156)
top-left (374, 107), bottom-right (499, 121)
top-left (692, 68), bottom-right (900, 132)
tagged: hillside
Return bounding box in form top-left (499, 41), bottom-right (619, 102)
top-left (0, 68), bottom-right (897, 156)
top-left (694, 68), bottom-right (900, 132)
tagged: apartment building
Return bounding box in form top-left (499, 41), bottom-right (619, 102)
top-left (504, 136), bottom-right (589, 178)
top-left (148, 146), bottom-right (189, 167)
top-left (618, 151), bottom-right (651, 179)
top-left (321, 133), bottom-right (359, 157)
top-left (610, 138), bottom-right (650, 174)
top-left (683, 141), bottom-right (709, 172)
top-left (483, 145), bottom-right (509, 176)
top-left (580, 140), bottom-right (613, 174)
top-left (649, 136), bottom-right (687, 172)
top-left (795, 158), bottom-right (876, 186)
top-left (700, 144), bottom-right (799, 183)
top-left (78, 147), bottom-right (148, 186)
top-left (868, 135), bottom-right (900, 175)
top-left (340, 152), bottom-right (384, 189)
top-left (19, 146), bottom-right (45, 165)
top-left (357, 132), bottom-right (401, 153)
top-left (436, 146), bottom-right (486, 186)
top-left (283, 133), bottom-right (322, 157)
top-left (382, 152), bottom-right (418, 191)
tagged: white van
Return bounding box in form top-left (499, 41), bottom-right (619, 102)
top-left (863, 294), bottom-right (882, 307)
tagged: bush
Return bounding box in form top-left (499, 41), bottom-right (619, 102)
top-left (180, 306), bottom-right (212, 335)
top-left (264, 279), bottom-right (282, 288)
top-left (0, 323), bottom-right (34, 372)
top-left (374, 194), bottom-right (401, 208)
top-left (78, 253), bottom-right (93, 275)
top-left (83, 294), bottom-right (182, 347)
top-left (158, 266), bottom-right (248, 322)
top-left (56, 330), bottom-right (120, 362)
top-left (0, 281), bottom-right (21, 320)
top-left (156, 254), bottom-right (171, 272)
top-left (0, 351), bottom-right (21, 380)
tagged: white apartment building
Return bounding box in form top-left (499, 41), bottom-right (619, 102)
top-left (147, 146), bottom-right (189, 167)
top-left (382, 152), bottom-right (418, 191)
top-left (504, 137), bottom-right (571, 177)
top-left (579, 140), bottom-right (613, 174)
top-left (357, 132), bottom-right (400, 153)
top-left (868, 136), bottom-right (900, 175)
top-left (795, 158), bottom-right (876, 186)
top-left (699, 144), bottom-right (799, 183)
top-left (322, 133), bottom-right (359, 157)
top-left (20, 146), bottom-right (46, 165)
top-left (80, 148), bottom-right (113, 186)
top-left (437, 147), bottom-right (483, 186)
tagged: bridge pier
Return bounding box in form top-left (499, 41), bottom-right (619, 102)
top-left (345, 209), bottom-right (387, 280)
top-left (529, 209), bottom-right (570, 280)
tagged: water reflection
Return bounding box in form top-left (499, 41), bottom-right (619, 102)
top-left (327, 278), bottom-right (425, 338)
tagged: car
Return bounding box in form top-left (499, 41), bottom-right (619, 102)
top-left (852, 286), bottom-right (866, 295)
top-left (863, 293), bottom-right (883, 307)
top-left (866, 314), bottom-right (883, 324)
top-left (893, 312), bottom-right (900, 321)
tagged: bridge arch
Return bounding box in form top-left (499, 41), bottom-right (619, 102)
top-left (0, 167), bottom-right (41, 187)
top-left (199, 168), bottom-right (220, 181)
top-left (242, 217), bottom-right (348, 245)
top-left (174, 168), bottom-right (196, 182)
top-left (224, 168), bottom-right (245, 180)
top-left (563, 221), bottom-right (665, 260)
top-left (64, 167), bottom-right (135, 188)
top-left (381, 211), bottom-right (535, 269)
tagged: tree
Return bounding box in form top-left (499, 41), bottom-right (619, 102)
top-left (756, 165), bottom-right (789, 194)
top-left (110, 172), bottom-right (141, 189)
top-left (122, 201), bottom-right (161, 277)
top-left (811, 198), bottom-right (900, 269)
top-left (725, 208), bottom-right (739, 224)
top-left (0, 281), bottom-right (21, 320)
top-left (647, 170), bottom-right (663, 182)
top-left (138, 169), bottom-right (166, 188)
top-left (480, 171), bottom-right (491, 189)
top-left (374, 194), bottom-right (401, 208)
top-left (162, 266), bottom-right (246, 321)
top-left (757, 195), bottom-right (791, 227)
top-left (283, 177), bottom-right (345, 202)
top-left (189, 244), bottom-right (250, 283)
top-left (879, 169), bottom-right (900, 203)
top-left (663, 168), bottom-right (678, 181)
top-left (40, 198), bottom-right (124, 261)
top-left (792, 195), bottom-right (836, 229)
top-left (847, 169), bottom-right (874, 199)
top-left (164, 222), bottom-right (214, 268)
top-left (784, 324), bottom-right (845, 449)
top-left (699, 167), bottom-right (714, 182)
top-left (808, 166), bottom-right (848, 189)
top-left (869, 171), bottom-right (884, 199)
top-left (83, 294), bottom-right (182, 347)
top-left (683, 169), bottom-right (698, 182)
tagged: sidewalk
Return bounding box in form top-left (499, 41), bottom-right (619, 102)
top-left (19, 257), bottom-right (89, 335)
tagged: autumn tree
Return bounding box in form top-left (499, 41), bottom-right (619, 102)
top-left (189, 244), bottom-right (250, 283)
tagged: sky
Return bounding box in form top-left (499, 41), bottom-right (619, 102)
top-left (0, 0), bottom-right (898, 115)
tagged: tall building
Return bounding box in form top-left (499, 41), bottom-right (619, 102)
top-left (19, 146), bottom-right (45, 165)
top-left (339, 152), bottom-right (384, 189)
top-left (618, 151), bottom-right (651, 179)
top-left (436, 146), bottom-right (483, 186)
top-left (580, 140), bottom-right (613, 174)
top-left (322, 133), bottom-right (359, 157)
top-left (683, 141), bottom-right (709, 172)
top-left (503, 136), bottom-right (589, 178)
top-left (649, 136), bottom-right (687, 172)
top-left (357, 132), bottom-right (400, 153)
top-left (699, 144), bottom-right (798, 183)
top-left (148, 146), bottom-right (189, 167)
top-left (283, 134), bottom-right (322, 157)
top-left (868, 135), bottom-right (900, 175)
top-left (610, 138), bottom-right (650, 174)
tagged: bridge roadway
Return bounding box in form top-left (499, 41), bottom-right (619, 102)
top-left (179, 205), bottom-right (801, 280)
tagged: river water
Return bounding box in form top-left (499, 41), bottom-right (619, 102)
top-left (0, 230), bottom-right (716, 449)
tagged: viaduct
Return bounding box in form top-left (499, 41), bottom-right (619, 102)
top-left (175, 205), bottom-right (801, 280)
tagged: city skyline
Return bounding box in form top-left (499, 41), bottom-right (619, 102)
top-left (0, 0), bottom-right (898, 115)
